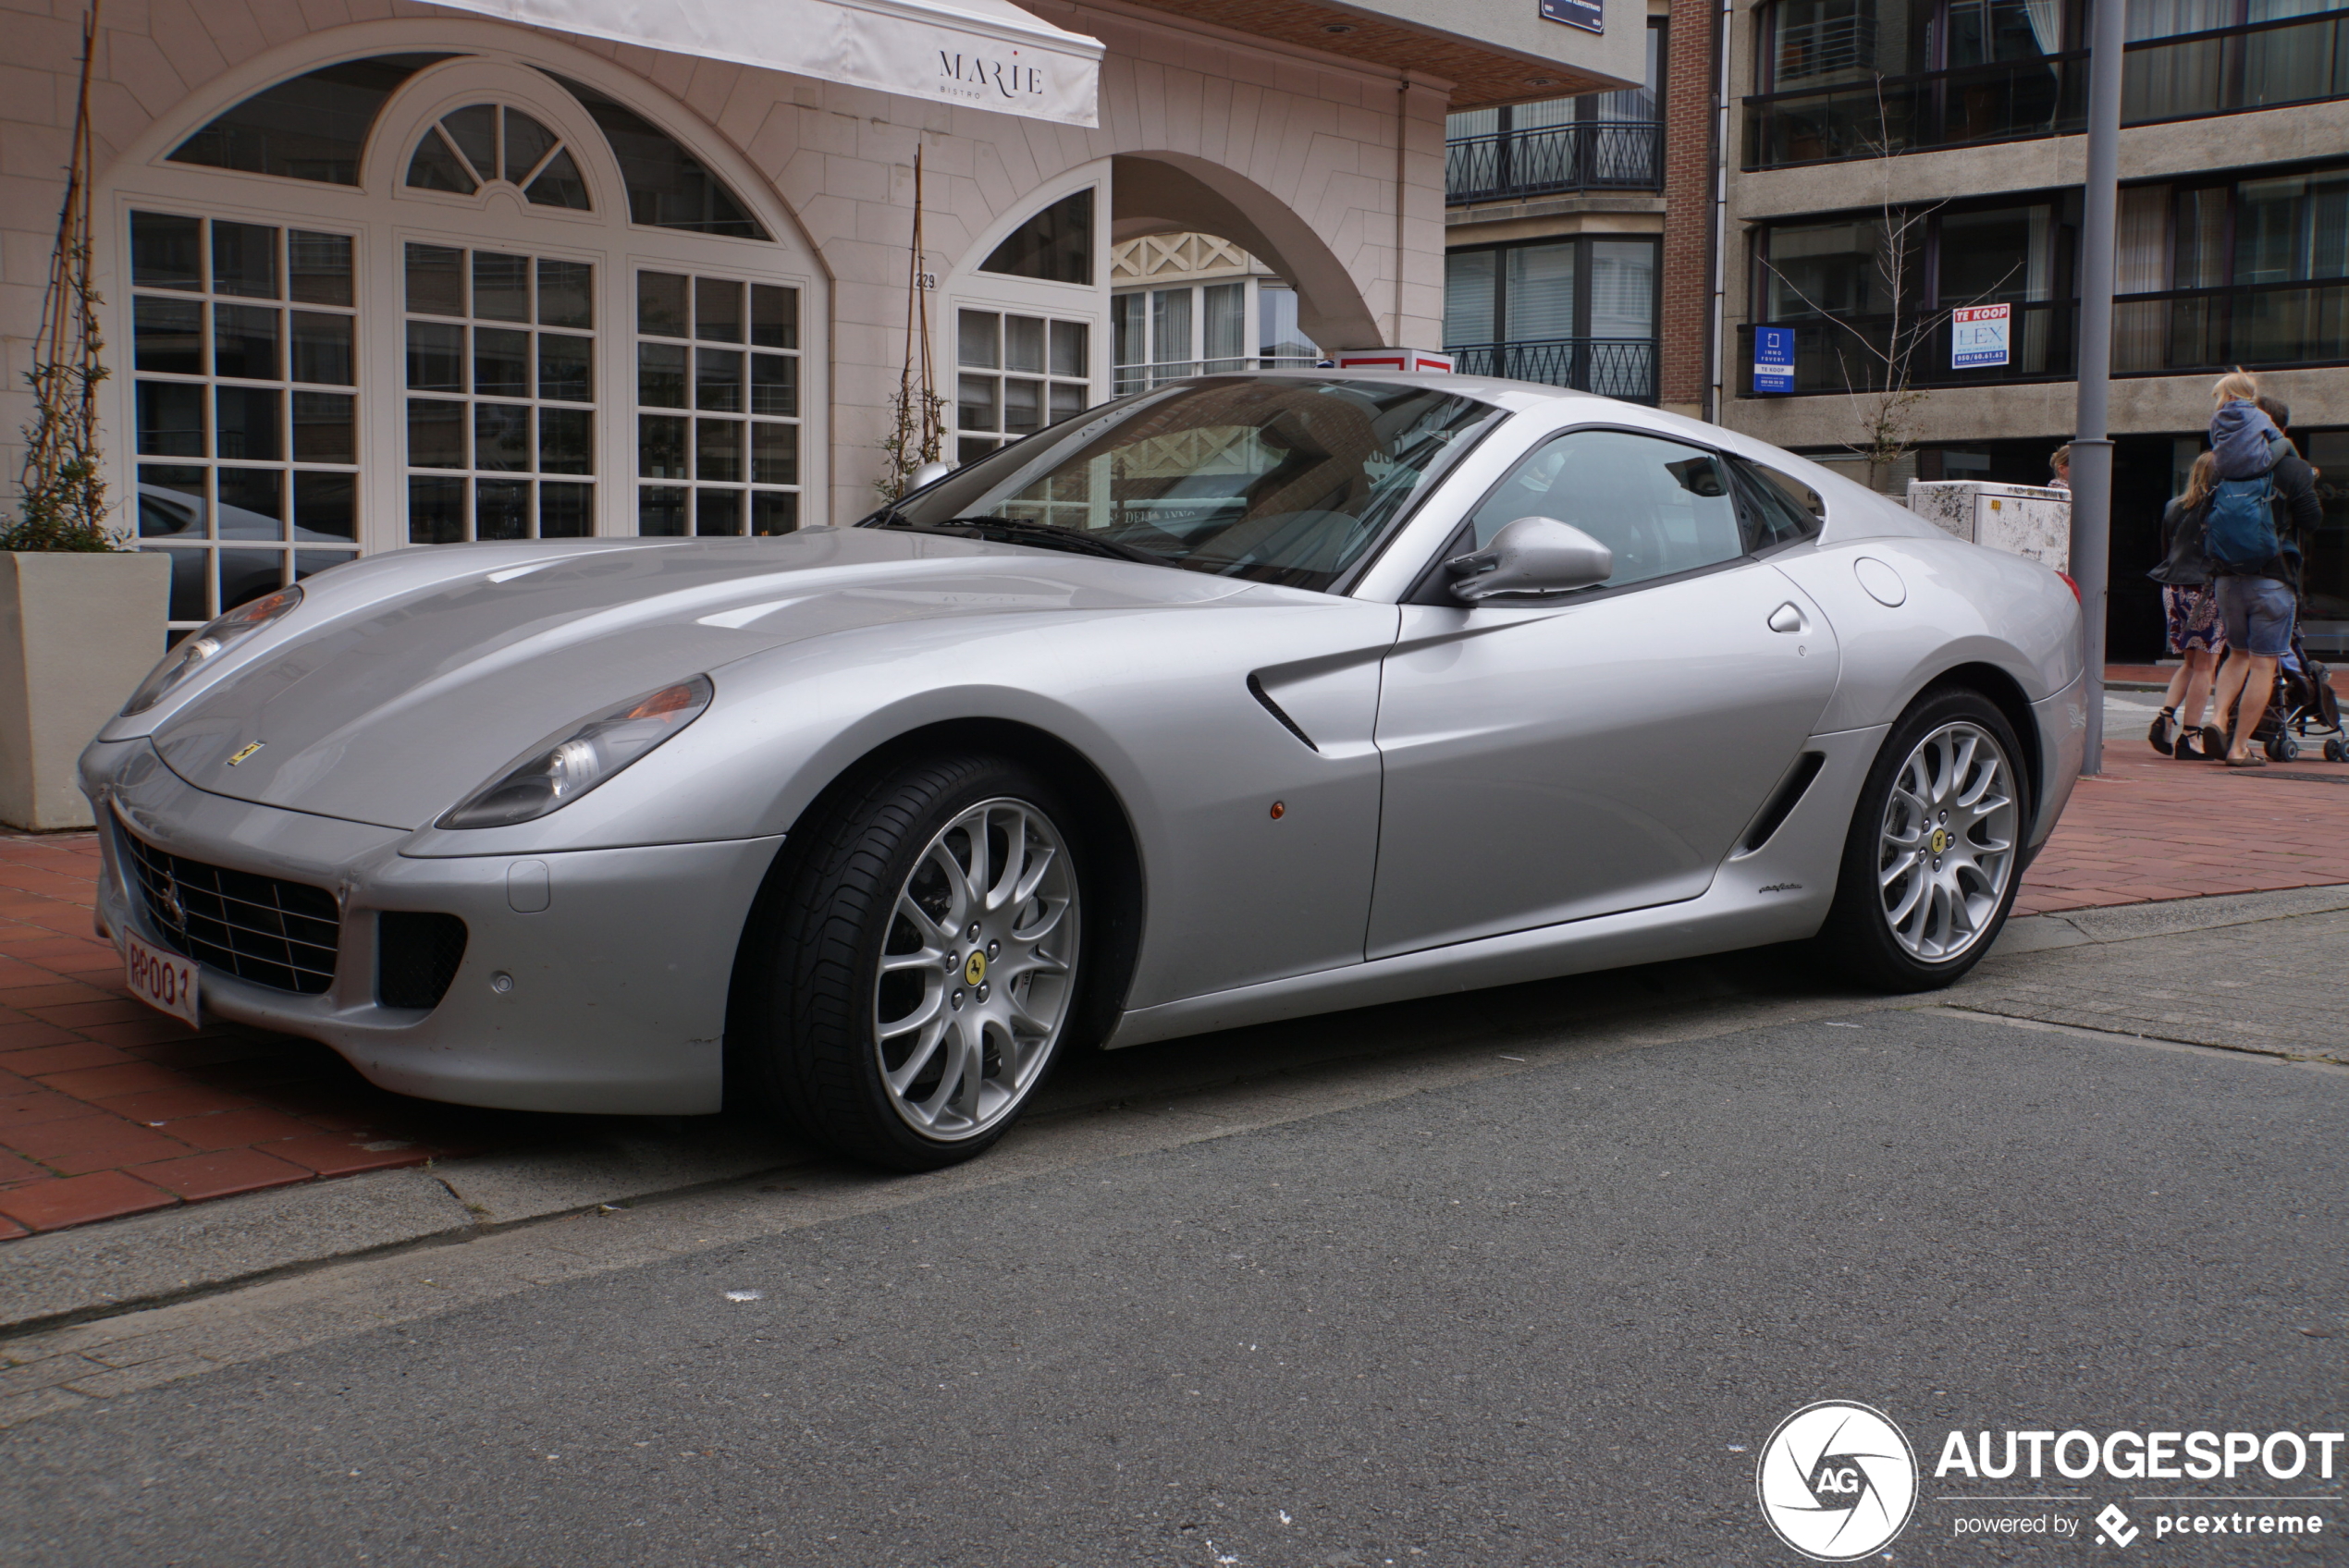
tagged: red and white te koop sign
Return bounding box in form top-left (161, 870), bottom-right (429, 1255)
top-left (1330, 349), bottom-right (1456, 374)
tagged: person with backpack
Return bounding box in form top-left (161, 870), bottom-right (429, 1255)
top-left (2146, 451), bottom-right (2225, 758)
top-left (2200, 384), bottom-right (2322, 767)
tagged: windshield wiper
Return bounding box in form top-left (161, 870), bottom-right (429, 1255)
top-left (896, 517), bottom-right (1170, 568)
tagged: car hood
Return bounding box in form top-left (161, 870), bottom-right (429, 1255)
top-left (148, 529), bottom-right (1254, 830)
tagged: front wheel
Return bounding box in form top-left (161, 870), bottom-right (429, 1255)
top-left (733, 754), bottom-right (1087, 1170)
top-left (1814, 690), bottom-right (2027, 991)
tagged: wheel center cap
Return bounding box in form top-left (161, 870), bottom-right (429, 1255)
top-left (1928, 827), bottom-right (1950, 855)
top-left (964, 950), bottom-right (988, 986)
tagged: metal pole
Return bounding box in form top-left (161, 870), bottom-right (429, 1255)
top-left (2070, 0), bottom-right (2125, 774)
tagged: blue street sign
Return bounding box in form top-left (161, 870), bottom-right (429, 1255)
top-left (1540, 0), bottom-right (1604, 33)
top-left (1753, 325), bottom-right (1796, 394)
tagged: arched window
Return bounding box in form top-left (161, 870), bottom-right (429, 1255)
top-left (404, 103), bottom-right (591, 208)
top-left (167, 55), bottom-right (450, 184)
top-left (951, 182), bottom-right (1107, 469)
top-left (116, 55), bottom-right (819, 638)
top-left (980, 190), bottom-right (1093, 283)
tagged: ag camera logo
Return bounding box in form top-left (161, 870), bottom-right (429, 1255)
top-left (1757, 1401), bottom-right (1920, 1561)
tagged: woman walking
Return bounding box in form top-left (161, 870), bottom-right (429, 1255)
top-left (2146, 450), bottom-right (2226, 758)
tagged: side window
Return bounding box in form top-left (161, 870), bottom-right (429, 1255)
top-left (1728, 456), bottom-right (1826, 550)
top-left (1462, 428), bottom-right (1746, 589)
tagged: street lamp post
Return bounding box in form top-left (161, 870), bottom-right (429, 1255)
top-left (2069, 0), bottom-right (2127, 775)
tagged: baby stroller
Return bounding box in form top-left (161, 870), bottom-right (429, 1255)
top-left (2244, 620), bottom-right (2347, 762)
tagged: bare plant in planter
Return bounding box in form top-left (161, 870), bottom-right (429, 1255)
top-left (873, 146), bottom-right (949, 504)
top-left (1, 0), bottom-right (170, 830)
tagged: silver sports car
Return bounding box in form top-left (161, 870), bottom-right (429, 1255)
top-left (81, 374), bottom-right (2085, 1170)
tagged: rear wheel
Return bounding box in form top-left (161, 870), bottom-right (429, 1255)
top-left (734, 753), bottom-right (1086, 1170)
top-left (1815, 690), bottom-right (2026, 991)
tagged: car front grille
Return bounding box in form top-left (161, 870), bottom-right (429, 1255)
top-left (121, 826), bottom-right (340, 996)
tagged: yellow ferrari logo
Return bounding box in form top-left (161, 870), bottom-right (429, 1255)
top-left (227, 742), bottom-right (265, 766)
top-left (964, 950), bottom-right (988, 986)
top-left (1928, 827), bottom-right (1949, 855)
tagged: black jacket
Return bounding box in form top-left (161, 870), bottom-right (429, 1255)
top-left (2148, 494), bottom-right (2211, 586)
top-left (2208, 435), bottom-right (2322, 584)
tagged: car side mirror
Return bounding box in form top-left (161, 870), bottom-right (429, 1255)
top-left (1445, 516), bottom-right (1614, 602)
top-left (908, 459), bottom-right (954, 491)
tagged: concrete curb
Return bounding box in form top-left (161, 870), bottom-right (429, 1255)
top-left (0, 1129), bottom-right (810, 1336)
top-left (6, 880), bottom-right (2343, 1339)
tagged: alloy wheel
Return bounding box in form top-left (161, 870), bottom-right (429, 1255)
top-left (1875, 721), bottom-right (2018, 963)
top-left (871, 797), bottom-right (1080, 1141)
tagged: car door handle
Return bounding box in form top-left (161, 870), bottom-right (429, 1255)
top-left (1767, 602), bottom-right (1808, 634)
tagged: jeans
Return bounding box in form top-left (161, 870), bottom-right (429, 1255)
top-left (2214, 576), bottom-right (2294, 657)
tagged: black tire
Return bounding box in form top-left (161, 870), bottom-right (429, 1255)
top-left (732, 753), bottom-right (1092, 1171)
top-left (2267, 733), bottom-right (2298, 763)
top-left (1814, 688), bottom-right (2030, 993)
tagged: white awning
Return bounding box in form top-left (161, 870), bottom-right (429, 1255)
top-left (429, 0), bottom-right (1103, 126)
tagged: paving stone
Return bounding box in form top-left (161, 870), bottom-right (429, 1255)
top-left (1, 1116), bottom-right (195, 1175)
top-left (129, 1148), bottom-right (313, 1202)
top-left (0, 1170), bottom-right (177, 1233)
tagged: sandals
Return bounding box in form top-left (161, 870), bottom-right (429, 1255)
top-left (2148, 706), bottom-right (2178, 756)
top-left (2200, 724), bottom-right (2228, 759)
top-left (2172, 729), bottom-right (2212, 761)
top-left (2225, 752), bottom-right (2269, 768)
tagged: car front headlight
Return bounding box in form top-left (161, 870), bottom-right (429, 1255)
top-left (120, 585), bottom-right (304, 717)
top-left (437, 675), bottom-right (714, 829)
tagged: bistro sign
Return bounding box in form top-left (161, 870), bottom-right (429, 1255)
top-left (429, 0), bottom-right (1103, 126)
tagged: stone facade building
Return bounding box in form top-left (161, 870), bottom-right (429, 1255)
top-left (1, 0), bottom-right (1640, 639)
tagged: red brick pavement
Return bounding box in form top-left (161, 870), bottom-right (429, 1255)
top-left (6, 726), bottom-right (2348, 1237)
top-left (0, 835), bottom-right (526, 1240)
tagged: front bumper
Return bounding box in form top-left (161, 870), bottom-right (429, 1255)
top-left (83, 740), bottom-right (781, 1115)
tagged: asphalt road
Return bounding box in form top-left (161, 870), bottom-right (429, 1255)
top-left (3, 1004), bottom-right (2343, 1567)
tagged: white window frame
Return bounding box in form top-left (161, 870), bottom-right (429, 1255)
top-left (100, 47), bottom-right (826, 632)
top-left (943, 166), bottom-right (1111, 466)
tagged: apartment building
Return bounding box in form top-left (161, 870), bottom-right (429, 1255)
top-left (1716, 0), bottom-right (2349, 657)
top-left (1439, 0), bottom-right (1720, 412)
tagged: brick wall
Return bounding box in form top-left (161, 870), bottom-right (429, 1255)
top-left (1657, 0), bottom-right (1716, 416)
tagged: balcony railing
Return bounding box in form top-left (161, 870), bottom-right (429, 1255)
top-left (1110, 354), bottom-right (1322, 396)
top-left (1735, 277), bottom-right (2349, 395)
top-left (1445, 121), bottom-right (1663, 203)
top-left (1446, 338), bottom-right (1659, 401)
top-left (1744, 8), bottom-right (2349, 168)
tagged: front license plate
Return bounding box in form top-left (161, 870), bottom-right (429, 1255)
top-left (124, 929), bottom-right (200, 1029)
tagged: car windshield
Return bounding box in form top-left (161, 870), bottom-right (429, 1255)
top-left (860, 377), bottom-right (1503, 593)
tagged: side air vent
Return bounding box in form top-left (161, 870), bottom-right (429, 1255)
top-left (377, 912), bottom-right (470, 1010)
top-left (1247, 673), bottom-right (1319, 752)
top-left (1737, 752), bottom-right (1826, 856)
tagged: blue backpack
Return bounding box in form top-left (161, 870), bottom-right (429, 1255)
top-left (2204, 469), bottom-right (2280, 569)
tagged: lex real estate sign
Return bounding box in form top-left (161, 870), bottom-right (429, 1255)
top-left (1952, 303), bottom-right (2011, 369)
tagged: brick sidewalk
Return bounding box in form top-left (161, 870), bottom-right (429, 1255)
top-left (7, 739), bottom-right (2349, 1238)
top-left (0, 836), bottom-right (523, 1240)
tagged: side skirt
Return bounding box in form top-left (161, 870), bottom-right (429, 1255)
top-left (1103, 724), bottom-right (1890, 1050)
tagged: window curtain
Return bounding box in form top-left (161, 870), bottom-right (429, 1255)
top-left (1505, 245), bottom-right (1580, 342)
top-left (2020, 0), bottom-right (2064, 52)
top-left (1201, 282), bottom-right (1247, 372)
top-left (1150, 288), bottom-right (1192, 372)
top-left (2113, 184), bottom-right (2171, 370)
top-left (1445, 251), bottom-right (1498, 348)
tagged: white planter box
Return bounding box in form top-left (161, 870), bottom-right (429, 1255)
top-left (1906, 480), bottom-right (2071, 573)
top-left (0, 552), bottom-right (170, 831)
